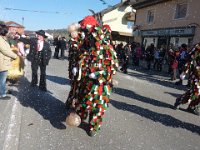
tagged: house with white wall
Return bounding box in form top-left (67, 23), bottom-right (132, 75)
top-left (96, 0), bottom-right (135, 44)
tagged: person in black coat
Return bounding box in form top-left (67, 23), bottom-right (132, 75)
top-left (53, 35), bottom-right (60, 59)
top-left (18, 30), bottom-right (52, 91)
top-left (59, 37), bottom-right (67, 59)
top-left (145, 43), bottom-right (155, 70)
top-left (120, 43), bottom-right (131, 73)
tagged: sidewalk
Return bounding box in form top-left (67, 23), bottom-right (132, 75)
top-left (126, 59), bottom-right (189, 85)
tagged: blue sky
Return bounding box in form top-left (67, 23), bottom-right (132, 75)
top-left (0, 0), bottom-right (120, 31)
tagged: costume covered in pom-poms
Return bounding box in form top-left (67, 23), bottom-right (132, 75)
top-left (174, 43), bottom-right (200, 115)
top-left (66, 16), bottom-right (118, 136)
top-left (65, 23), bottom-right (81, 108)
top-left (7, 42), bottom-right (25, 82)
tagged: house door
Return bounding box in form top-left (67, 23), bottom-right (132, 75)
top-left (157, 37), bottom-right (167, 48)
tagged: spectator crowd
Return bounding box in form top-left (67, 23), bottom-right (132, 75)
top-left (114, 41), bottom-right (189, 83)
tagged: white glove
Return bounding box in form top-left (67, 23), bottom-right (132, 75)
top-left (89, 73), bottom-right (97, 79)
top-left (180, 73), bottom-right (185, 80)
top-left (72, 67), bottom-right (78, 76)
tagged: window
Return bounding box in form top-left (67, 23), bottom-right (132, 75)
top-left (127, 21), bottom-right (134, 29)
top-left (175, 3), bottom-right (187, 19)
top-left (175, 38), bottom-right (179, 46)
top-left (188, 38), bottom-right (193, 47)
top-left (147, 10), bottom-right (154, 24)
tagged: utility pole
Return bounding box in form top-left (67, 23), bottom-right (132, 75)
top-left (22, 17), bottom-right (24, 26)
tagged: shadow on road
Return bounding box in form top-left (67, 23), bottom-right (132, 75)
top-left (110, 99), bottom-right (200, 135)
top-left (164, 91), bottom-right (182, 98)
top-left (15, 76), bottom-right (68, 130)
top-left (127, 62), bottom-right (171, 78)
top-left (46, 75), bottom-right (70, 85)
top-left (113, 87), bottom-right (174, 109)
top-left (119, 64), bottom-right (187, 91)
top-left (127, 71), bottom-right (186, 91)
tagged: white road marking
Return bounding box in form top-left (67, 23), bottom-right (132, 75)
top-left (0, 101), bottom-right (11, 128)
top-left (3, 97), bottom-right (22, 150)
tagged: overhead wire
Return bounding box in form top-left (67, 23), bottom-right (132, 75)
top-left (0, 0), bottom-right (12, 20)
top-left (4, 7), bottom-right (71, 15)
top-left (99, 0), bottom-right (112, 7)
top-left (4, 0), bottom-right (112, 16)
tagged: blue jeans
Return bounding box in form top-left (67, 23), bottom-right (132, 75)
top-left (0, 71), bottom-right (8, 97)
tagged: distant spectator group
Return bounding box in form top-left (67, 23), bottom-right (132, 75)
top-left (53, 35), bottom-right (67, 60)
top-left (114, 41), bottom-right (190, 83)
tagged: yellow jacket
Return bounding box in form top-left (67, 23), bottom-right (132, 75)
top-left (0, 36), bottom-right (17, 72)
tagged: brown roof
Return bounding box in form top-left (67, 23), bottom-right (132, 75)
top-left (130, 0), bottom-right (170, 9)
top-left (5, 21), bottom-right (24, 28)
top-left (95, 0), bottom-right (131, 16)
top-left (112, 31), bottom-right (133, 36)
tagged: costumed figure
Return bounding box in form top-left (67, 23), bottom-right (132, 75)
top-left (66, 16), bottom-right (118, 137)
top-left (17, 30), bottom-right (52, 91)
top-left (7, 41), bottom-right (25, 83)
top-left (174, 43), bottom-right (200, 116)
top-left (65, 23), bottom-right (82, 108)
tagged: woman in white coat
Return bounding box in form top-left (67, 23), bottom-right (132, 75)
top-left (0, 23), bottom-right (17, 100)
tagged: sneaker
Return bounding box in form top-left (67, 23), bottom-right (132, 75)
top-left (88, 130), bottom-right (97, 137)
top-left (0, 96), bottom-right (11, 100)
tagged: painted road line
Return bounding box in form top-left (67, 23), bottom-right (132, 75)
top-left (3, 97), bottom-right (22, 150)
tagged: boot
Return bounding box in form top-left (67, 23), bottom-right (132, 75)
top-left (174, 99), bottom-right (181, 109)
top-left (31, 73), bottom-right (38, 86)
top-left (193, 108), bottom-right (200, 116)
top-left (39, 74), bottom-right (47, 91)
top-left (88, 130), bottom-right (98, 137)
top-left (187, 107), bottom-right (200, 116)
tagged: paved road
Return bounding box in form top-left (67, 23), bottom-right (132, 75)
top-left (0, 48), bottom-right (200, 150)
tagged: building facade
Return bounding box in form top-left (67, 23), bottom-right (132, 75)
top-left (97, 1), bottom-right (135, 44)
top-left (5, 21), bottom-right (24, 35)
top-left (131, 0), bottom-right (200, 49)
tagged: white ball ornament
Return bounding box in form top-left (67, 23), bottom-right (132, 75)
top-left (66, 111), bottom-right (81, 127)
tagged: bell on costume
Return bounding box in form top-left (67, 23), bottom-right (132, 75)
top-left (66, 111), bottom-right (81, 127)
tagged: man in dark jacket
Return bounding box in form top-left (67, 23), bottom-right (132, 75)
top-left (18, 30), bottom-right (52, 91)
top-left (145, 43), bottom-right (155, 70)
top-left (59, 37), bottom-right (67, 59)
top-left (53, 36), bottom-right (60, 59)
top-left (120, 43), bottom-right (131, 73)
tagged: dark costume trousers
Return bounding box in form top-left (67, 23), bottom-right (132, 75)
top-left (54, 46), bottom-right (60, 59)
top-left (31, 63), bottom-right (47, 89)
top-left (147, 60), bottom-right (151, 70)
top-left (60, 48), bottom-right (65, 58)
top-left (121, 58), bottom-right (129, 73)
